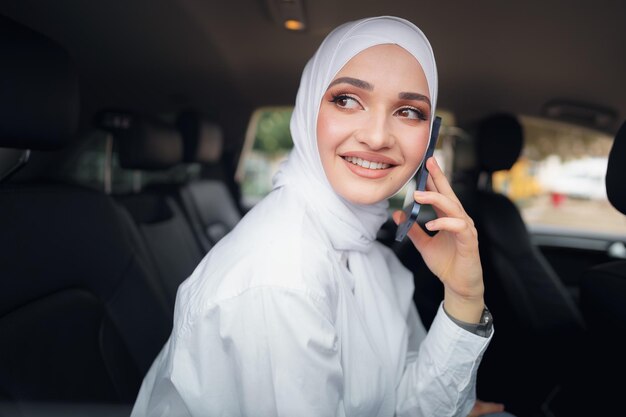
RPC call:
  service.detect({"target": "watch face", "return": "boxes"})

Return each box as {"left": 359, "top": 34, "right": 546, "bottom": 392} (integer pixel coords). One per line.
{"left": 478, "top": 308, "right": 493, "bottom": 337}
{"left": 481, "top": 308, "right": 492, "bottom": 325}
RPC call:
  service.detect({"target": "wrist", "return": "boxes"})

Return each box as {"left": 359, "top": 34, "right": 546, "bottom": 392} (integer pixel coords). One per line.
{"left": 444, "top": 304, "right": 493, "bottom": 338}
{"left": 443, "top": 290, "right": 485, "bottom": 323}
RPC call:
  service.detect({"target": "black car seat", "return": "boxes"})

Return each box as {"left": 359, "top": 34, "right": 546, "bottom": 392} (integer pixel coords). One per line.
{"left": 177, "top": 111, "right": 242, "bottom": 251}
{"left": 0, "top": 16, "right": 171, "bottom": 405}
{"left": 578, "top": 120, "right": 626, "bottom": 415}
{"left": 454, "top": 113, "right": 587, "bottom": 416}
{"left": 109, "top": 115, "right": 206, "bottom": 309}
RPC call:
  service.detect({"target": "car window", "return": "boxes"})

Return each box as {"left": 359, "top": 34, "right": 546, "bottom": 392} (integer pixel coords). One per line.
{"left": 237, "top": 107, "right": 456, "bottom": 212}
{"left": 62, "top": 130, "right": 200, "bottom": 194}
{"left": 236, "top": 107, "right": 293, "bottom": 208}
{"left": 493, "top": 116, "right": 626, "bottom": 236}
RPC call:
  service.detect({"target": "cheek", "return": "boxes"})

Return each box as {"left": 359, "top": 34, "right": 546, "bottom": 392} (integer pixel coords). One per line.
{"left": 317, "top": 106, "right": 350, "bottom": 156}
{"left": 316, "top": 111, "right": 331, "bottom": 153}
{"left": 399, "top": 128, "right": 430, "bottom": 171}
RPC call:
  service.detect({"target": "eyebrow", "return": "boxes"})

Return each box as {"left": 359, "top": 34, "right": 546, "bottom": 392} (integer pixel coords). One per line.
{"left": 399, "top": 92, "right": 431, "bottom": 109}
{"left": 327, "top": 77, "right": 431, "bottom": 109}
{"left": 326, "top": 77, "right": 373, "bottom": 91}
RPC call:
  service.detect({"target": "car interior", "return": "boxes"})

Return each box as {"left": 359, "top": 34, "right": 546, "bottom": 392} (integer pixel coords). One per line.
{"left": 1, "top": 1, "right": 625, "bottom": 417}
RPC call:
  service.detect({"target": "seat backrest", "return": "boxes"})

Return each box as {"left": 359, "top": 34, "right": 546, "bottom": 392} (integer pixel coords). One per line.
{"left": 0, "top": 16, "right": 171, "bottom": 404}
{"left": 578, "top": 121, "right": 626, "bottom": 413}
{"left": 177, "top": 111, "right": 241, "bottom": 252}
{"left": 454, "top": 113, "right": 586, "bottom": 414}
{"left": 581, "top": 122, "right": 626, "bottom": 315}
{"left": 459, "top": 113, "right": 585, "bottom": 332}
{"left": 111, "top": 116, "right": 205, "bottom": 308}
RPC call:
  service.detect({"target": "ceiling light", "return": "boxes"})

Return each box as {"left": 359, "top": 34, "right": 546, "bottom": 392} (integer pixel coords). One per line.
{"left": 284, "top": 19, "right": 305, "bottom": 31}
{"left": 266, "top": 0, "right": 307, "bottom": 31}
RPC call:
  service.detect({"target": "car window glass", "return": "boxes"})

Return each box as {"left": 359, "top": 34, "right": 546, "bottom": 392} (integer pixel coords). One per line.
{"left": 236, "top": 107, "right": 293, "bottom": 208}
{"left": 62, "top": 130, "right": 200, "bottom": 193}
{"left": 493, "top": 116, "right": 626, "bottom": 236}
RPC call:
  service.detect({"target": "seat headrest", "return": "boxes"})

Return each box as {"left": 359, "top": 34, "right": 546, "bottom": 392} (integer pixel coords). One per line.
{"left": 475, "top": 113, "right": 524, "bottom": 173}
{"left": 177, "top": 111, "right": 224, "bottom": 164}
{"left": 101, "top": 111, "right": 183, "bottom": 170}
{"left": 0, "top": 16, "right": 79, "bottom": 150}
{"left": 606, "top": 120, "right": 626, "bottom": 215}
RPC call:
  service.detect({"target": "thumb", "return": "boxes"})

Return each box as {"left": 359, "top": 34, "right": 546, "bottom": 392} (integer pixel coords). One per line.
{"left": 392, "top": 210, "right": 430, "bottom": 250}
{"left": 392, "top": 209, "right": 405, "bottom": 226}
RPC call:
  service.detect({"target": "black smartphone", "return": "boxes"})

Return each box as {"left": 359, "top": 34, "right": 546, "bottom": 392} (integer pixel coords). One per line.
{"left": 395, "top": 116, "right": 442, "bottom": 242}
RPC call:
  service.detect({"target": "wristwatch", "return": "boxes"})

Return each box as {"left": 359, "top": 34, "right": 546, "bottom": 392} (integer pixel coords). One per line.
{"left": 444, "top": 305, "right": 493, "bottom": 338}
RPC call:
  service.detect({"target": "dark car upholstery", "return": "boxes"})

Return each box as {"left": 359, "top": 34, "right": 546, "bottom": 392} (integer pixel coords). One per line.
{"left": 177, "top": 111, "right": 242, "bottom": 252}
{"left": 579, "top": 120, "right": 626, "bottom": 414}
{"left": 453, "top": 113, "right": 587, "bottom": 415}
{"left": 111, "top": 116, "right": 205, "bottom": 310}
{"left": 0, "top": 16, "right": 171, "bottom": 405}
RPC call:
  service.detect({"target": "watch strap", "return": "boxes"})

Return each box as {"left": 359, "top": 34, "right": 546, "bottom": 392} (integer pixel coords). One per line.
{"left": 444, "top": 305, "right": 493, "bottom": 338}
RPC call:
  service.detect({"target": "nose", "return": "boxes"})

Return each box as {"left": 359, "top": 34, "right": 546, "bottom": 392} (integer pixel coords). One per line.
{"left": 356, "top": 110, "right": 394, "bottom": 150}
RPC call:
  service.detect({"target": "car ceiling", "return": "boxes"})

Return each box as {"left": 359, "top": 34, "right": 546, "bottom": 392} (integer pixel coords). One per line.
{"left": 1, "top": 0, "right": 625, "bottom": 137}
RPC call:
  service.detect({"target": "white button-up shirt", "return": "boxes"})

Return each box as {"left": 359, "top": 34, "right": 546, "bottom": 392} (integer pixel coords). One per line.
{"left": 131, "top": 190, "right": 492, "bottom": 417}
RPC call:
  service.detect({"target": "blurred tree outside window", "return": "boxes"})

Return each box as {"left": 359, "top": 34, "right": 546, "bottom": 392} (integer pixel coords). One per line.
{"left": 237, "top": 107, "right": 294, "bottom": 208}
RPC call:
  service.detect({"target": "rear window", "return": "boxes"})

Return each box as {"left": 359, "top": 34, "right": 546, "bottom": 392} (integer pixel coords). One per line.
{"left": 492, "top": 116, "right": 625, "bottom": 236}
{"left": 63, "top": 130, "right": 200, "bottom": 194}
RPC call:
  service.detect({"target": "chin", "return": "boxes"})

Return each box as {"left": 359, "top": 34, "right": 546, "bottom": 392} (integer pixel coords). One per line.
{"left": 338, "top": 188, "right": 393, "bottom": 206}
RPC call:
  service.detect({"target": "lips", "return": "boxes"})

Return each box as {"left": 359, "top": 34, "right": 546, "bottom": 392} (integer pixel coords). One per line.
{"left": 339, "top": 152, "right": 397, "bottom": 179}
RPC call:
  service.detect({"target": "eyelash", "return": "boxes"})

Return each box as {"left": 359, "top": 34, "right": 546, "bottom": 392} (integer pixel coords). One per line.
{"left": 330, "top": 93, "right": 360, "bottom": 109}
{"left": 329, "top": 93, "right": 428, "bottom": 121}
{"left": 397, "top": 106, "right": 428, "bottom": 121}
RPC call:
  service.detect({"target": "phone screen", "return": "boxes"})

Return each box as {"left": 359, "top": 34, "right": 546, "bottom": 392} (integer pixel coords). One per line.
{"left": 395, "top": 116, "right": 442, "bottom": 242}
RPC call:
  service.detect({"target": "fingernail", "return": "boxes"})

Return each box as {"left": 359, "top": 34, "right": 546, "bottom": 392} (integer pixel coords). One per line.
{"left": 425, "top": 221, "right": 434, "bottom": 230}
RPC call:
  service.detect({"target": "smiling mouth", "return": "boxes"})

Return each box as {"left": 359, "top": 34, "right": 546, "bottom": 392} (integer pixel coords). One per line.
{"left": 342, "top": 156, "right": 392, "bottom": 170}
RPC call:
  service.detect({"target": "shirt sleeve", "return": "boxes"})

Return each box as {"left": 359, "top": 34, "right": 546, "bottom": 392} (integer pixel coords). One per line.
{"left": 395, "top": 302, "right": 493, "bottom": 417}
{"left": 165, "top": 286, "right": 344, "bottom": 417}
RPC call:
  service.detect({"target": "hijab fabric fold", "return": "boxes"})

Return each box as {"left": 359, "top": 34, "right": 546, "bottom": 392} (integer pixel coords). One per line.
{"left": 272, "top": 16, "right": 438, "bottom": 382}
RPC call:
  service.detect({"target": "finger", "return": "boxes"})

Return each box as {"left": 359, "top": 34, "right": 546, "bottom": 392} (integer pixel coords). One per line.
{"left": 425, "top": 169, "right": 440, "bottom": 193}
{"left": 392, "top": 210, "right": 431, "bottom": 250}
{"left": 414, "top": 190, "right": 464, "bottom": 219}
{"left": 426, "top": 157, "right": 462, "bottom": 205}
{"left": 423, "top": 158, "right": 475, "bottom": 227}
{"left": 468, "top": 400, "right": 505, "bottom": 417}
{"left": 392, "top": 209, "right": 405, "bottom": 226}
{"left": 425, "top": 217, "right": 478, "bottom": 245}
{"left": 476, "top": 401, "right": 505, "bottom": 415}
{"left": 416, "top": 189, "right": 475, "bottom": 228}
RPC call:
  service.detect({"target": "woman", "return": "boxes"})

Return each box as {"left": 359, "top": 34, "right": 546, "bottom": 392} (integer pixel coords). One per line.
{"left": 131, "top": 16, "right": 503, "bottom": 417}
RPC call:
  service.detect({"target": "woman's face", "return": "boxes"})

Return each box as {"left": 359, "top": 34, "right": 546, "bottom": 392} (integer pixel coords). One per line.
{"left": 317, "top": 44, "right": 431, "bottom": 205}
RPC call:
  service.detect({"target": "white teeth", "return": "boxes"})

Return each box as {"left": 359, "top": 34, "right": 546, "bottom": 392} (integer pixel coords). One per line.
{"left": 343, "top": 156, "right": 390, "bottom": 170}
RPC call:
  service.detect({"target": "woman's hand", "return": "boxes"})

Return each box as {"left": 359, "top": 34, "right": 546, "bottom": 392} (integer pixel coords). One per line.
{"left": 467, "top": 399, "right": 506, "bottom": 417}
{"left": 392, "top": 157, "right": 484, "bottom": 323}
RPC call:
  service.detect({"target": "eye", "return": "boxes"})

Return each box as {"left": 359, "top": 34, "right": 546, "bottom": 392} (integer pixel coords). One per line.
{"left": 330, "top": 94, "right": 362, "bottom": 110}
{"left": 395, "top": 107, "right": 428, "bottom": 121}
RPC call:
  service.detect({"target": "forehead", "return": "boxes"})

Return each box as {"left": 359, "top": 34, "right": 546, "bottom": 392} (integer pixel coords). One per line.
{"left": 341, "top": 43, "right": 416, "bottom": 63}
{"left": 331, "top": 44, "right": 428, "bottom": 91}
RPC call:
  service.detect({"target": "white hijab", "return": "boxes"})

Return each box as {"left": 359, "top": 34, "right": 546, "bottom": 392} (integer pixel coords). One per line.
{"left": 274, "top": 16, "right": 438, "bottom": 253}
{"left": 272, "top": 16, "right": 439, "bottom": 384}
